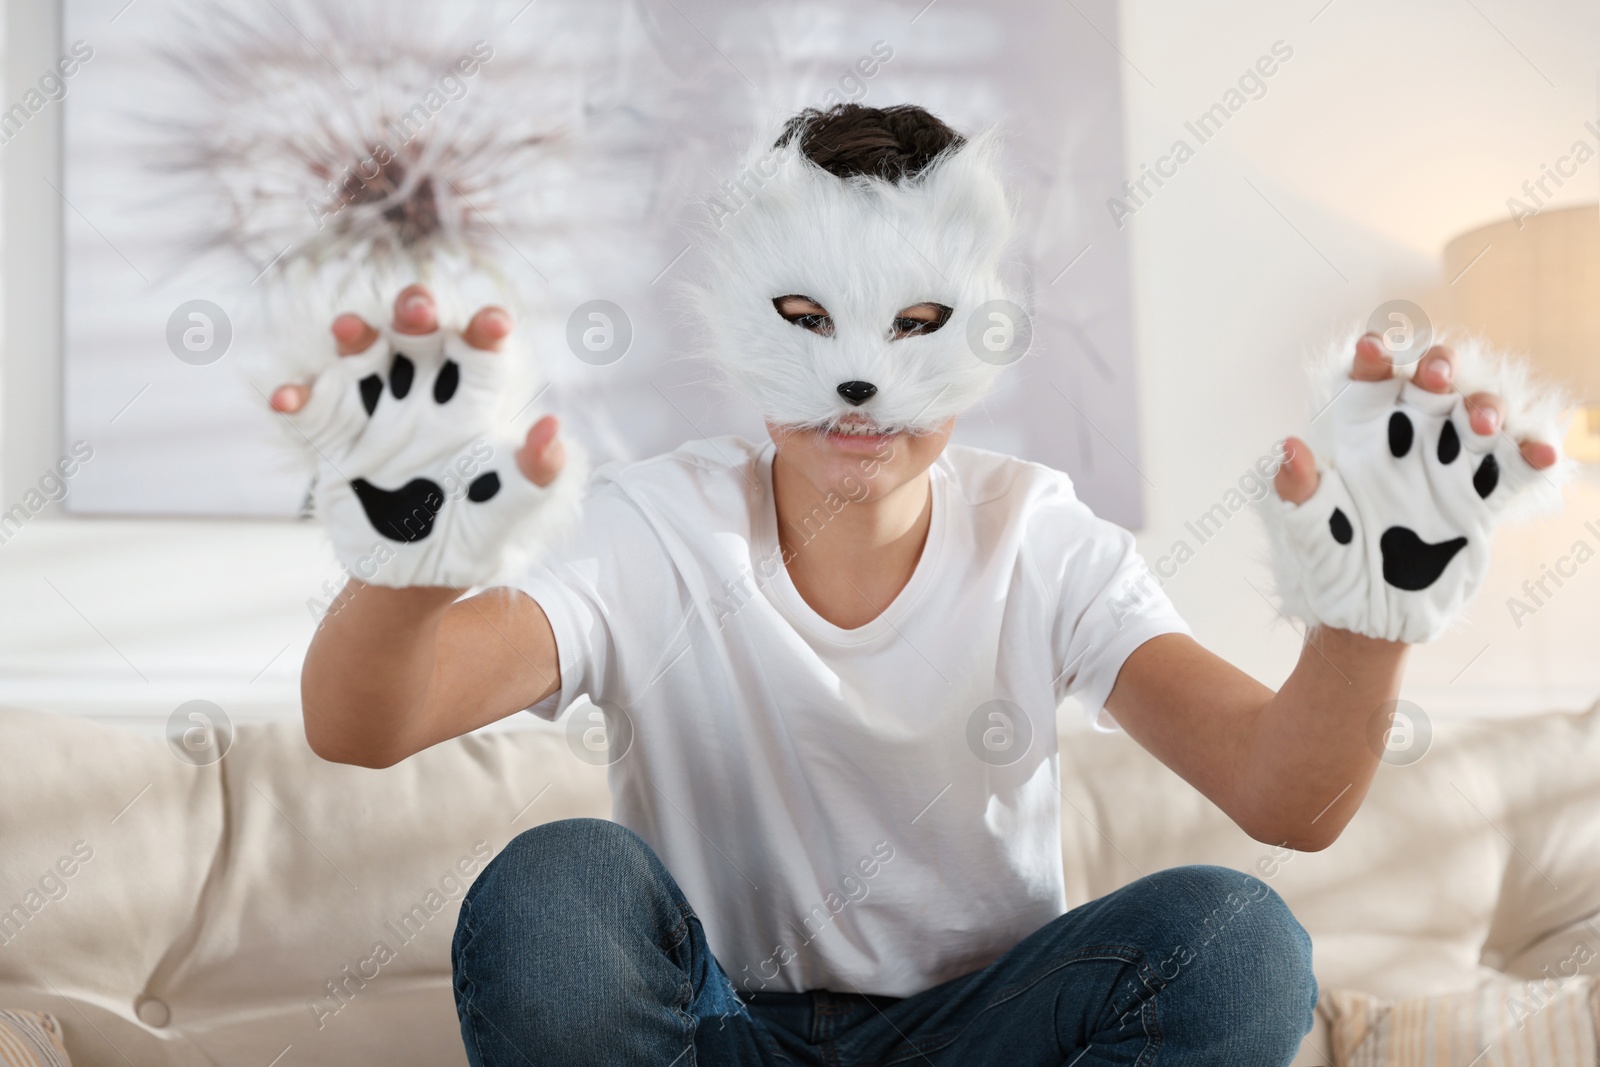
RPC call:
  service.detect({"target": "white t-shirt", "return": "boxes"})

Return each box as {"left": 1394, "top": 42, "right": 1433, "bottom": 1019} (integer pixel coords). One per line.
{"left": 517, "top": 436, "right": 1188, "bottom": 997}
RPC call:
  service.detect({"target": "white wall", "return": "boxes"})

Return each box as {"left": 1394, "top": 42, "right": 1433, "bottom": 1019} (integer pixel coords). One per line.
{"left": 3, "top": 0, "right": 1598, "bottom": 730}
{"left": 1, "top": 2, "right": 333, "bottom": 727}
{"left": 1118, "top": 0, "right": 1600, "bottom": 714}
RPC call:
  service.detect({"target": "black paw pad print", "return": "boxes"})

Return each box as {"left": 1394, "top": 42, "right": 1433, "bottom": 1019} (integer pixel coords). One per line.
{"left": 1327, "top": 408, "right": 1505, "bottom": 592}
{"left": 351, "top": 350, "right": 500, "bottom": 543}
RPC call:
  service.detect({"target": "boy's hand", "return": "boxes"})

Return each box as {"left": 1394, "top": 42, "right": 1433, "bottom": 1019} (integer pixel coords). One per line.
{"left": 1111, "top": 336, "right": 1565, "bottom": 847}
{"left": 1272, "top": 335, "right": 1558, "bottom": 503}
{"left": 269, "top": 284, "right": 582, "bottom": 589}
{"left": 1264, "top": 334, "right": 1562, "bottom": 644}
{"left": 272, "top": 285, "right": 569, "bottom": 487}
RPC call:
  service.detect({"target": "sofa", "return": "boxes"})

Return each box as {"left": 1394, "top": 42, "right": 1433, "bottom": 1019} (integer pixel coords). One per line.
{"left": 2, "top": 699, "right": 1598, "bottom": 1066}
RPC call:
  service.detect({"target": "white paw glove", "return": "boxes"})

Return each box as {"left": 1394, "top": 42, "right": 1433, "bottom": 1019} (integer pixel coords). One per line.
{"left": 1261, "top": 341, "right": 1566, "bottom": 644}
{"left": 287, "top": 325, "right": 583, "bottom": 589}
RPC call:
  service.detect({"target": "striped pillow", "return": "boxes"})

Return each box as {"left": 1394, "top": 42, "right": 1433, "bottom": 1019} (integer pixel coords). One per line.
{"left": 1324, "top": 980, "right": 1600, "bottom": 1066}
{"left": 0, "top": 1012, "right": 70, "bottom": 1067}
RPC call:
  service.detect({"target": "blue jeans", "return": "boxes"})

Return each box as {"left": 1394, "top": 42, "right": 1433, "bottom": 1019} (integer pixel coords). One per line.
{"left": 452, "top": 819, "right": 1316, "bottom": 1066}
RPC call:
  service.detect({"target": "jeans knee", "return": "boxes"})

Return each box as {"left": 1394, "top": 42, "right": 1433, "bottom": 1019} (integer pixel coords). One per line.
{"left": 461, "top": 819, "right": 665, "bottom": 933}
{"left": 1130, "top": 865, "right": 1317, "bottom": 1055}
{"left": 455, "top": 818, "right": 686, "bottom": 968}
{"left": 479, "top": 818, "right": 649, "bottom": 888}
{"left": 1150, "top": 865, "right": 1311, "bottom": 975}
{"left": 452, "top": 820, "right": 700, "bottom": 1064}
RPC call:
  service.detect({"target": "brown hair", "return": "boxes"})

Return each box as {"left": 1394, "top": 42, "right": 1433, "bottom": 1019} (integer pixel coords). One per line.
{"left": 775, "top": 103, "right": 964, "bottom": 182}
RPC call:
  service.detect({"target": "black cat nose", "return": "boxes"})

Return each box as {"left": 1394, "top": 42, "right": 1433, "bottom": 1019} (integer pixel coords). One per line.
{"left": 836, "top": 381, "right": 877, "bottom": 405}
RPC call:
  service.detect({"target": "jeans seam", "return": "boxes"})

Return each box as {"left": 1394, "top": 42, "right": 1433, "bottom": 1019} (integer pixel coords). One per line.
{"left": 876, "top": 944, "right": 1153, "bottom": 1066}
{"left": 454, "top": 897, "right": 489, "bottom": 1067}
{"left": 1134, "top": 990, "right": 1163, "bottom": 1067}
{"left": 660, "top": 900, "right": 695, "bottom": 954}
{"left": 813, "top": 997, "right": 843, "bottom": 1045}
{"left": 671, "top": 1005, "right": 698, "bottom": 1067}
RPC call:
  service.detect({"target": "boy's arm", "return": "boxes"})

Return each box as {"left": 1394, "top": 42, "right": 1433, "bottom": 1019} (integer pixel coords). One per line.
{"left": 1103, "top": 629, "right": 1403, "bottom": 852}
{"left": 1104, "top": 340, "right": 1560, "bottom": 850}
{"left": 301, "top": 583, "right": 559, "bottom": 768}
{"left": 277, "top": 286, "right": 570, "bottom": 768}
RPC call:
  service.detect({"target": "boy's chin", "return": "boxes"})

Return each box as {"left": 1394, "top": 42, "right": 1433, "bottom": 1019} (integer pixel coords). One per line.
{"left": 768, "top": 421, "right": 901, "bottom": 459}
{"left": 813, "top": 425, "right": 900, "bottom": 455}
{"left": 767, "top": 418, "right": 952, "bottom": 501}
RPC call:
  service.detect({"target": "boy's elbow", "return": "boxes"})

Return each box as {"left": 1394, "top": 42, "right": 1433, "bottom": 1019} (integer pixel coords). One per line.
{"left": 1241, "top": 815, "right": 1347, "bottom": 854}
{"left": 1277, "top": 829, "right": 1340, "bottom": 853}
{"left": 304, "top": 723, "right": 402, "bottom": 769}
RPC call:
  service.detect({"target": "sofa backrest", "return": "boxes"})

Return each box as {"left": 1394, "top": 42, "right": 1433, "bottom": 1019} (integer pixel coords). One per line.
{"left": 2, "top": 701, "right": 1597, "bottom": 1065}
{"left": 1055, "top": 703, "right": 1600, "bottom": 997}
{"left": 0, "top": 708, "right": 609, "bottom": 1066}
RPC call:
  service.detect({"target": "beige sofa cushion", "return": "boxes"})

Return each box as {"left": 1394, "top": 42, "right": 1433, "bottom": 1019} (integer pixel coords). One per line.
{"left": 1055, "top": 704, "right": 1600, "bottom": 1001}
{"left": 1323, "top": 980, "right": 1600, "bottom": 1065}
{"left": 0, "top": 708, "right": 610, "bottom": 1067}
{"left": 145, "top": 720, "right": 609, "bottom": 1066}
{"left": 1479, "top": 709, "right": 1600, "bottom": 974}
{"left": 0, "top": 708, "right": 221, "bottom": 1065}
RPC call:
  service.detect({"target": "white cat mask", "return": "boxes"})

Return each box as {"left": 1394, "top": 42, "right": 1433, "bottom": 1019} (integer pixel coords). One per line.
{"left": 688, "top": 125, "right": 1020, "bottom": 434}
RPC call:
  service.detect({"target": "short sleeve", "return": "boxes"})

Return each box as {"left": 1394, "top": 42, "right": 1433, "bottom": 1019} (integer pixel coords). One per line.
{"left": 1038, "top": 498, "right": 1190, "bottom": 731}
{"left": 511, "top": 488, "right": 688, "bottom": 721}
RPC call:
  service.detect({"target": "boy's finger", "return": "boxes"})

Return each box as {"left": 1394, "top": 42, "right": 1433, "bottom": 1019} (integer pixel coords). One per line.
{"left": 1462, "top": 391, "right": 1504, "bottom": 436}
{"left": 1351, "top": 333, "right": 1392, "bottom": 381}
{"left": 1274, "top": 436, "right": 1320, "bottom": 505}
{"left": 333, "top": 314, "right": 378, "bottom": 356}
{"left": 1520, "top": 440, "right": 1558, "bottom": 471}
{"left": 392, "top": 285, "right": 437, "bottom": 335}
{"left": 517, "top": 415, "right": 565, "bottom": 488}
{"left": 271, "top": 384, "right": 310, "bottom": 413}
{"left": 462, "top": 306, "right": 512, "bottom": 352}
{"left": 1412, "top": 345, "right": 1457, "bottom": 393}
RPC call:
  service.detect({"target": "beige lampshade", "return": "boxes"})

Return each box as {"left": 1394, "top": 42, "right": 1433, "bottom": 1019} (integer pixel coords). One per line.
{"left": 1443, "top": 203, "right": 1600, "bottom": 460}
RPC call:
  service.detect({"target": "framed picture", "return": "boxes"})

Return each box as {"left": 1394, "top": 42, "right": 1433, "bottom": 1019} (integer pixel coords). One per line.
{"left": 60, "top": 0, "right": 1146, "bottom": 527}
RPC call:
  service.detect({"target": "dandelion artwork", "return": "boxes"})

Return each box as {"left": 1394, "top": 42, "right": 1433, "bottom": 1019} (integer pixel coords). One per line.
{"left": 63, "top": 0, "right": 658, "bottom": 516}
{"left": 144, "top": 2, "right": 576, "bottom": 308}
{"left": 60, "top": 0, "right": 1145, "bottom": 527}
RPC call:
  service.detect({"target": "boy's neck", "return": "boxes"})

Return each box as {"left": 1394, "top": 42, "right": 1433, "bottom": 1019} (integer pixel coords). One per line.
{"left": 771, "top": 452, "right": 934, "bottom": 629}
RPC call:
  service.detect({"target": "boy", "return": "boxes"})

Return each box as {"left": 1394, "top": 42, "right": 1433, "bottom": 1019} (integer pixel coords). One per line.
{"left": 270, "top": 104, "right": 1561, "bottom": 1065}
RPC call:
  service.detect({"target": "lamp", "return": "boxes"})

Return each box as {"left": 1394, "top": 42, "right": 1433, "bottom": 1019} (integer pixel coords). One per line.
{"left": 1442, "top": 203, "right": 1600, "bottom": 463}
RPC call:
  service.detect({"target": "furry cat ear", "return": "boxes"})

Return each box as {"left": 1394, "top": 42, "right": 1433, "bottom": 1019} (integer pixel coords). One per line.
{"left": 906, "top": 126, "right": 1017, "bottom": 267}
